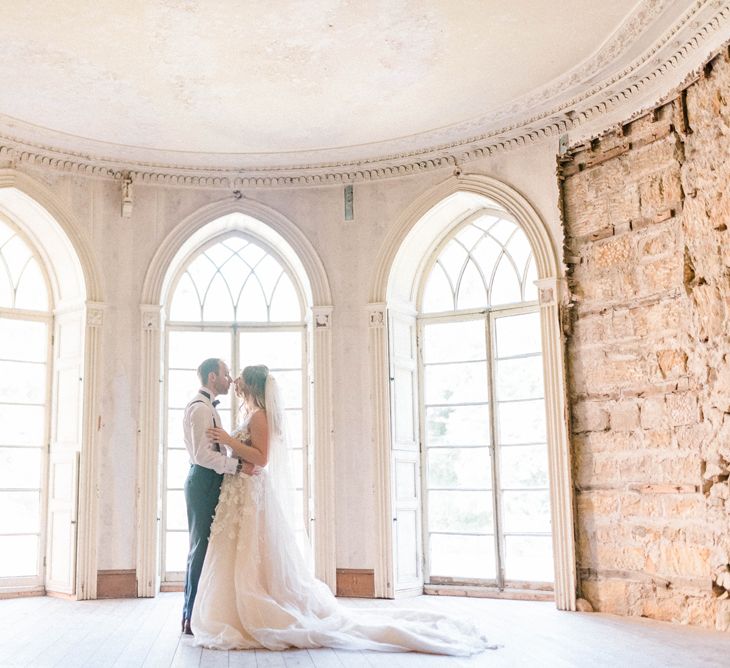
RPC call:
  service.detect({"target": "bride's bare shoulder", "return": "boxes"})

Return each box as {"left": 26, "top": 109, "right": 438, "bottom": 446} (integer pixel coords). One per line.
{"left": 249, "top": 409, "right": 268, "bottom": 429}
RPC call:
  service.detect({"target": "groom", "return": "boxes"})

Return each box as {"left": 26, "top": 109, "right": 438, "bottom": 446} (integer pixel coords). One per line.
{"left": 181, "top": 357, "right": 248, "bottom": 635}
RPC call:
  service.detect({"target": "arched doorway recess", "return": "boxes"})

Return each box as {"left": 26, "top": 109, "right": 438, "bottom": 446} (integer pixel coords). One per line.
{"left": 137, "top": 201, "right": 335, "bottom": 596}
{"left": 0, "top": 172, "right": 104, "bottom": 600}
{"left": 369, "top": 174, "right": 575, "bottom": 610}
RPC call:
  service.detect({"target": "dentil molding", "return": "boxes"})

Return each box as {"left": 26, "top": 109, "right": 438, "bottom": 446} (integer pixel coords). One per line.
{"left": 0, "top": 1, "right": 727, "bottom": 187}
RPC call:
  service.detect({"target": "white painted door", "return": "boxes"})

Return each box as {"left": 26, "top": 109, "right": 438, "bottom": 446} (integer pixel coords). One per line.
{"left": 45, "top": 310, "right": 84, "bottom": 595}
{"left": 45, "top": 450, "right": 79, "bottom": 593}
{"left": 389, "top": 310, "right": 423, "bottom": 595}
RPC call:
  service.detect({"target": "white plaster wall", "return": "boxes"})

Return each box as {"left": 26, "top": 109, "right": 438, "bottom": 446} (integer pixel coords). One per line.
{"left": 3, "top": 135, "right": 562, "bottom": 573}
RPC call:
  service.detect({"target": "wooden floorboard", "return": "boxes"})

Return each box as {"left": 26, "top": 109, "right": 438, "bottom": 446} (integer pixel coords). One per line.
{"left": 0, "top": 592, "right": 728, "bottom": 667}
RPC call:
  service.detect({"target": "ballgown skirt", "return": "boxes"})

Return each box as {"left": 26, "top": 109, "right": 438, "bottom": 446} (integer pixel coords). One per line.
{"left": 191, "top": 471, "right": 493, "bottom": 655}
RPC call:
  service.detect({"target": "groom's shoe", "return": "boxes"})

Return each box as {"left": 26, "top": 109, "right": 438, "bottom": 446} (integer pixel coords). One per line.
{"left": 183, "top": 619, "right": 194, "bottom": 636}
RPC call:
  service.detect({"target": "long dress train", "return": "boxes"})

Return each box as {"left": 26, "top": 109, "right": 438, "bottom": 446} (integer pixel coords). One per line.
{"left": 191, "top": 467, "right": 493, "bottom": 655}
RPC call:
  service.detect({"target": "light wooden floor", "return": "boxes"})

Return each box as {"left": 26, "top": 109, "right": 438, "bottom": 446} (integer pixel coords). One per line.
{"left": 1, "top": 592, "right": 729, "bottom": 667}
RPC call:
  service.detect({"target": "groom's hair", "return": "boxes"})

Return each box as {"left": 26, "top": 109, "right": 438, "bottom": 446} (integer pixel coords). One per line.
{"left": 197, "top": 357, "right": 222, "bottom": 385}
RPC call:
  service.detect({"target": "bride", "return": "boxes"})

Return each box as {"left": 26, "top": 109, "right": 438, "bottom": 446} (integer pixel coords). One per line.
{"left": 191, "top": 364, "right": 493, "bottom": 655}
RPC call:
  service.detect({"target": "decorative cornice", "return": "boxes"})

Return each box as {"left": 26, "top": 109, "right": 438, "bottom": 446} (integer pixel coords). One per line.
{"left": 0, "top": 1, "right": 727, "bottom": 187}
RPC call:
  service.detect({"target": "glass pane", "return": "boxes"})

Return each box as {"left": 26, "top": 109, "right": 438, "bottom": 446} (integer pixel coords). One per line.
{"left": 238, "top": 331, "right": 302, "bottom": 370}
{"left": 501, "top": 490, "right": 551, "bottom": 533}
{"left": 285, "top": 409, "right": 303, "bottom": 447}
{"left": 239, "top": 241, "right": 267, "bottom": 266}
{"left": 423, "top": 320, "right": 485, "bottom": 363}
{"left": 185, "top": 253, "right": 218, "bottom": 294}
{"left": 0, "top": 265, "right": 12, "bottom": 308}
{"left": 269, "top": 274, "right": 302, "bottom": 322}
{"left": 496, "top": 355, "right": 544, "bottom": 401}
{"left": 424, "top": 362, "right": 488, "bottom": 405}
{"left": 165, "top": 531, "right": 189, "bottom": 573}
{"left": 254, "top": 255, "right": 284, "bottom": 302}
{"left": 203, "top": 242, "right": 236, "bottom": 268}
{"left": 0, "top": 405, "right": 44, "bottom": 445}
{"left": 166, "top": 449, "right": 191, "bottom": 490}
{"left": 272, "top": 370, "right": 301, "bottom": 409}
{"left": 429, "top": 534, "right": 495, "bottom": 579}
{"left": 166, "top": 490, "right": 188, "bottom": 531}
{"left": 506, "top": 230, "right": 533, "bottom": 278}
{"left": 490, "top": 256, "right": 522, "bottom": 306}
{"left": 0, "top": 447, "right": 42, "bottom": 489}
{"left": 0, "top": 491, "right": 40, "bottom": 532}
{"left": 455, "top": 224, "right": 484, "bottom": 250}
{"left": 421, "top": 263, "right": 454, "bottom": 313}
{"left": 495, "top": 312, "right": 541, "bottom": 358}
{"left": 427, "top": 447, "right": 491, "bottom": 489}
{"left": 488, "top": 219, "right": 517, "bottom": 245}
{"left": 219, "top": 255, "right": 249, "bottom": 307}
{"left": 0, "top": 318, "right": 47, "bottom": 362}
{"left": 498, "top": 399, "right": 546, "bottom": 444}
{"left": 0, "top": 535, "right": 38, "bottom": 577}
{"left": 2, "top": 235, "right": 32, "bottom": 286}
{"left": 500, "top": 445, "right": 549, "bottom": 489}
{"left": 167, "top": 369, "right": 201, "bottom": 409}
{"left": 428, "top": 490, "right": 493, "bottom": 533}
{"left": 0, "top": 360, "right": 46, "bottom": 404}
{"left": 425, "top": 405, "right": 490, "bottom": 446}
{"left": 167, "top": 409, "right": 185, "bottom": 448}
{"left": 504, "top": 535, "right": 554, "bottom": 583}
{"left": 202, "top": 272, "right": 235, "bottom": 322}
{"left": 438, "top": 240, "right": 469, "bottom": 287}
{"left": 471, "top": 236, "right": 502, "bottom": 284}
{"left": 169, "top": 272, "right": 202, "bottom": 322}
{"left": 168, "top": 331, "right": 230, "bottom": 369}
{"left": 237, "top": 276, "right": 269, "bottom": 321}
{"left": 14, "top": 258, "right": 48, "bottom": 311}
{"left": 456, "top": 259, "right": 488, "bottom": 310}
{"left": 289, "top": 448, "right": 304, "bottom": 489}
{"left": 222, "top": 236, "right": 247, "bottom": 252}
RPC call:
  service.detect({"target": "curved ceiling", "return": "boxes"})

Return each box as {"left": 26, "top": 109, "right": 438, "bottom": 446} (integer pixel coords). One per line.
{"left": 0, "top": 0, "right": 725, "bottom": 174}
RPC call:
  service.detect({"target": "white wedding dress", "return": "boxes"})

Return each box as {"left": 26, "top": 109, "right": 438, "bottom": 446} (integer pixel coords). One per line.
{"left": 192, "top": 419, "right": 493, "bottom": 656}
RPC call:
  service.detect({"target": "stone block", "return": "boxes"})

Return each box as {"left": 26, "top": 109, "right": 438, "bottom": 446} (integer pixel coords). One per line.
{"left": 609, "top": 401, "right": 640, "bottom": 431}
{"left": 666, "top": 392, "right": 700, "bottom": 427}
{"left": 640, "top": 396, "right": 667, "bottom": 430}
{"left": 572, "top": 401, "right": 609, "bottom": 433}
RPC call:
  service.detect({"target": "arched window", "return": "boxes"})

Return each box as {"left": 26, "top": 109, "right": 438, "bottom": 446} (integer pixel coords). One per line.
{"left": 417, "top": 210, "right": 553, "bottom": 591}
{"left": 0, "top": 218, "right": 51, "bottom": 588}
{"left": 162, "top": 232, "right": 308, "bottom": 583}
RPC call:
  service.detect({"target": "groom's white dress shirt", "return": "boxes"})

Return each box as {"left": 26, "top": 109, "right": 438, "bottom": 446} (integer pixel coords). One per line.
{"left": 183, "top": 387, "right": 239, "bottom": 475}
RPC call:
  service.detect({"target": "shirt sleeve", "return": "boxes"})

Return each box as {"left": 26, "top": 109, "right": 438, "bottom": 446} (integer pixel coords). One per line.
{"left": 187, "top": 404, "right": 239, "bottom": 475}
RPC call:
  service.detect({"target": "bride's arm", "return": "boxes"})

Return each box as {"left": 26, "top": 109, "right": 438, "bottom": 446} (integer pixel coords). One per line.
{"left": 207, "top": 412, "right": 269, "bottom": 467}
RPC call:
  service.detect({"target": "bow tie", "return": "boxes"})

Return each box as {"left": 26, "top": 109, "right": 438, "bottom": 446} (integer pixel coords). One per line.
{"left": 212, "top": 399, "right": 220, "bottom": 407}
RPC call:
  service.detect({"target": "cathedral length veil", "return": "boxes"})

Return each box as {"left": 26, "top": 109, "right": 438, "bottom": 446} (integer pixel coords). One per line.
{"left": 192, "top": 374, "right": 494, "bottom": 655}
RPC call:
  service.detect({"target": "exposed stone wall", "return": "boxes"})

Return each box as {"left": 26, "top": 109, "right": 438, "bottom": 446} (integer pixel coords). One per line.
{"left": 560, "top": 48, "right": 730, "bottom": 630}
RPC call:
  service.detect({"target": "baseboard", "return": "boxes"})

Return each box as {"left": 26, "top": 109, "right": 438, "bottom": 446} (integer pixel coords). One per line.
{"left": 0, "top": 587, "right": 45, "bottom": 600}
{"left": 424, "top": 584, "right": 554, "bottom": 601}
{"left": 97, "top": 569, "right": 137, "bottom": 599}
{"left": 336, "top": 569, "right": 375, "bottom": 598}
{"left": 160, "top": 582, "right": 184, "bottom": 593}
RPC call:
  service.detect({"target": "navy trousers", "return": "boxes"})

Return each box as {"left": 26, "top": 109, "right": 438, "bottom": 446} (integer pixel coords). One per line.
{"left": 182, "top": 464, "right": 223, "bottom": 622}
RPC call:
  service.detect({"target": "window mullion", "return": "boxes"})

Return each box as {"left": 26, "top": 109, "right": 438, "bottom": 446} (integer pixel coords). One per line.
{"left": 485, "top": 312, "right": 504, "bottom": 590}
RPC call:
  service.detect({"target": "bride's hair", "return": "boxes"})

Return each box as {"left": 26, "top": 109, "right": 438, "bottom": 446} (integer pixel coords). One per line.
{"left": 241, "top": 364, "right": 269, "bottom": 410}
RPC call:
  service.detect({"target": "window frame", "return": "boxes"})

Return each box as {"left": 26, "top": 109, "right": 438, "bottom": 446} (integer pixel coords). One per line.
{"left": 417, "top": 211, "right": 553, "bottom": 592}
{"left": 0, "top": 217, "right": 53, "bottom": 593}
{"left": 159, "top": 231, "right": 310, "bottom": 585}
